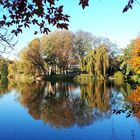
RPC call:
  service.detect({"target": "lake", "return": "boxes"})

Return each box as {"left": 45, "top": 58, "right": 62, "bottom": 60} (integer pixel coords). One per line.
{"left": 0, "top": 80, "right": 140, "bottom": 140}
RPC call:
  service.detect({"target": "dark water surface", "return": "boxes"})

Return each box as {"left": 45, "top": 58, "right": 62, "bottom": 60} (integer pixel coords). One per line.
{"left": 0, "top": 80, "right": 140, "bottom": 140}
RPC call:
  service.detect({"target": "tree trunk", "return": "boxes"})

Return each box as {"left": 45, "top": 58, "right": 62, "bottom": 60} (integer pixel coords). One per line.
{"left": 39, "top": 64, "right": 47, "bottom": 76}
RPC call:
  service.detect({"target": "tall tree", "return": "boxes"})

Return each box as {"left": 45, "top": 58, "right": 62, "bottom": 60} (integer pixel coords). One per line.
{"left": 80, "top": 45, "right": 109, "bottom": 78}
{"left": 80, "top": 50, "right": 95, "bottom": 74}
{"left": 129, "top": 37, "right": 140, "bottom": 75}
{"left": 92, "top": 37, "right": 120, "bottom": 74}
{"left": 95, "top": 45, "right": 109, "bottom": 78}
{"left": 73, "top": 30, "right": 94, "bottom": 59}
{"left": 20, "top": 38, "right": 46, "bottom": 76}
{"left": 119, "top": 41, "right": 134, "bottom": 77}
{"left": 42, "top": 30, "right": 74, "bottom": 74}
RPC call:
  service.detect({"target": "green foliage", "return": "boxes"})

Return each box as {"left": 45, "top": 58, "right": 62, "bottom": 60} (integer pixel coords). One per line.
{"left": 80, "top": 45, "right": 109, "bottom": 79}
{"left": 113, "top": 71, "right": 124, "bottom": 79}
{"left": 0, "top": 58, "right": 8, "bottom": 82}
{"left": 119, "top": 43, "right": 134, "bottom": 78}
{"left": 80, "top": 51, "right": 95, "bottom": 74}
{"left": 120, "top": 83, "right": 133, "bottom": 97}
{"left": 74, "top": 74, "right": 94, "bottom": 83}
{"left": 0, "top": 64, "right": 8, "bottom": 80}
{"left": 132, "top": 75, "right": 140, "bottom": 83}
{"left": 113, "top": 71, "right": 124, "bottom": 86}
{"left": 0, "top": 79, "right": 9, "bottom": 95}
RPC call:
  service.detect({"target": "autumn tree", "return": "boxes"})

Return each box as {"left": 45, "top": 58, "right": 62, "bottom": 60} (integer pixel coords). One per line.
{"left": 20, "top": 38, "right": 46, "bottom": 76}
{"left": 42, "top": 30, "right": 74, "bottom": 74}
{"left": 8, "top": 60, "right": 21, "bottom": 79}
{"left": 129, "top": 37, "right": 140, "bottom": 75}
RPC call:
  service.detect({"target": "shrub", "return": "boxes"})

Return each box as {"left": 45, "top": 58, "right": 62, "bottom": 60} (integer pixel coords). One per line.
{"left": 113, "top": 71, "right": 124, "bottom": 79}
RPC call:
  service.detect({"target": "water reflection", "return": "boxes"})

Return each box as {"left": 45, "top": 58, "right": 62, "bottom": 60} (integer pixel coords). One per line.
{"left": 127, "top": 86, "right": 140, "bottom": 119}
{"left": 80, "top": 80, "right": 111, "bottom": 112}
{"left": 0, "top": 79, "right": 9, "bottom": 96}
{"left": 0, "top": 80, "right": 139, "bottom": 128}
{"left": 15, "top": 82, "right": 94, "bottom": 128}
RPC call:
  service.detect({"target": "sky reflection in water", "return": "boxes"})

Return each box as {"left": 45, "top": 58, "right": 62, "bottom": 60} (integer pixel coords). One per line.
{"left": 0, "top": 80, "right": 140, "bottom": 140}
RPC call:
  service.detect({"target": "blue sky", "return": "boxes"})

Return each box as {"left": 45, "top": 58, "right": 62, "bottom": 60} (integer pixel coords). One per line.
{"left": 10, "top": 0, "right": 140, "bottom": 59}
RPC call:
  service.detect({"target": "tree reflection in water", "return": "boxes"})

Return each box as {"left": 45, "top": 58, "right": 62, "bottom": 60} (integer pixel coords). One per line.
{"left": 127, "top": 86, "right": 140, "bottom": 119}
{"left": 0, "top": 79, "right": 9, "bottom": 96}
{"left": 2, "top": 80, "right": 140, "bottom": 128}
{"left": 16, "top": 81, "right": 94, "bottom": 128}
{"left": 14, "top": 81, "right": 112, "bottom": 127}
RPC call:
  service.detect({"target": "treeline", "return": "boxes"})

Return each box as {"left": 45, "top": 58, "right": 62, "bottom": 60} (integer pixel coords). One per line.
{"left": 80, "top": 36, "right": 140, "bottom": 83}
{"left": 0, "top": 30, "right": 140, "bottom": 83}
{"left": 0, "top": 57, "right": 9, "bottom": 83}
{"left": 8, "top": 30, "right": 119, "bottom": 81}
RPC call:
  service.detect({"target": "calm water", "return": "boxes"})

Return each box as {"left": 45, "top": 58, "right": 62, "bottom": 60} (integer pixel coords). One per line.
{"left": 0, "top": 80, "right": 140, "bottom": 140}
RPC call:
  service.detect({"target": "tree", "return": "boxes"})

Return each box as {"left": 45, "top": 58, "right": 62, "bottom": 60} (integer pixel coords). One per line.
{"left": 89, "top": 37, "right": 120, "bottom": 75}
{"left": 80, "top": 50, "right": 95, "bottom": 74}
{"left": 0, "top": 57, "right": 8, "bottom": 81}
{"left": 20, "top": 38, "right": 47, "bottom": 76}
{"left": 119, "top": 42, "right": 134, "bottom": 78}
{"left": 80, "top": 45, "right": 109, "bottom": 78}
{"left": 42, "top": 30, "right": 74, "bottom": 74}
{"left": 8, "top": 60, "right": 22, "bottom": 79}
{"left": 129, "top": 37, "right": 140, "bottom": 75}
{"left": 73, "top": 30, "right": 94, "bottom": 59}
{"left": 95, "top": 46, "right": 109, "bottom": 78}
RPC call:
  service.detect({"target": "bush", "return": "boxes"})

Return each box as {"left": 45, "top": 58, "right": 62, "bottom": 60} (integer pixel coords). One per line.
{"left": 133, "top": 75, "right": 140, "bottom": 83}
{"left": 74, "top": 74, "right": 94, "bottom": 83}
{"left": 113, "top": 71, "right": 124, "bottom": 79}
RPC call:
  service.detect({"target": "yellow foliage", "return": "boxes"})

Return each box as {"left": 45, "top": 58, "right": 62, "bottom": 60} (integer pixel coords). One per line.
{"left": 129, "top": 37, "right": 140, "bottom": 74}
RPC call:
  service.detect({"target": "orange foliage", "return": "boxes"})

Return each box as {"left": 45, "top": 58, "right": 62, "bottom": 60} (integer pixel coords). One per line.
{"left": 127, "top": 86, "right": 140, "bottom": 119}
{"left": 129, "top": 37, "right": 140, "bottom": 74}
{"left": 128, "top": 86, "right": 140, "bottom": 103}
